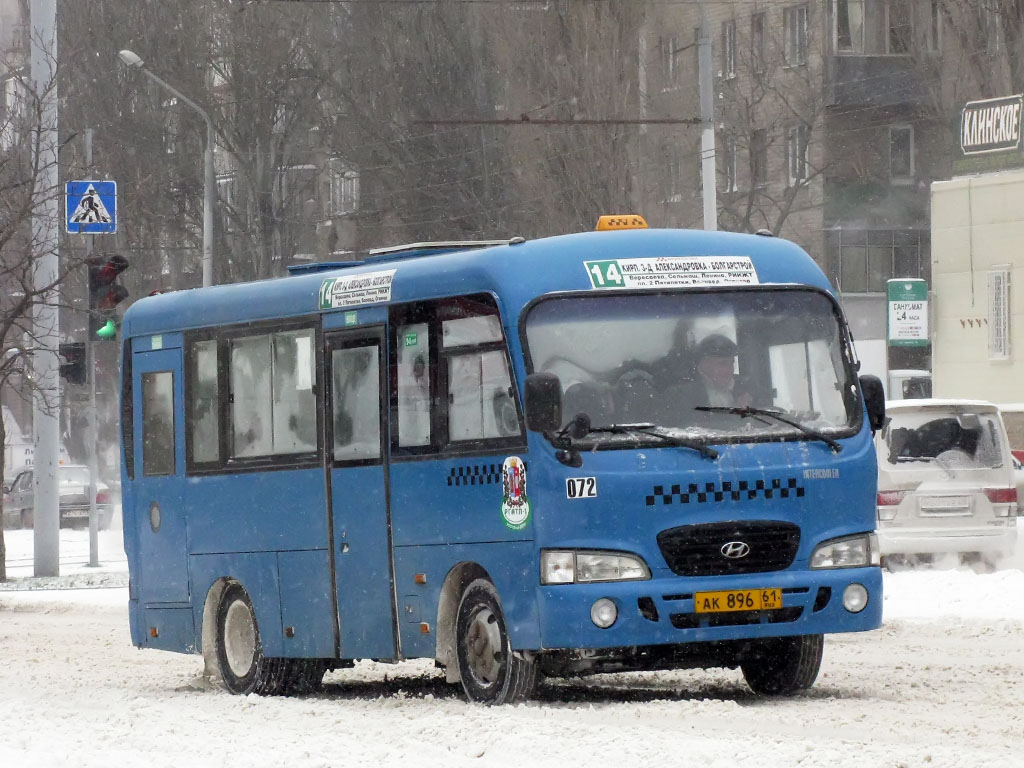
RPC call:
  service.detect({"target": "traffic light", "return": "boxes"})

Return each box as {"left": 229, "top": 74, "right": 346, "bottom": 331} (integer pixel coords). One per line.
{"left": 88, "top": 254, "right": 129, "bottom": 340}
{"left": 58, "top": 342, "right": 86, "bottom": 385}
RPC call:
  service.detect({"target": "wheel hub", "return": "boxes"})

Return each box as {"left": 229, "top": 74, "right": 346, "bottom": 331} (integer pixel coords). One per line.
{"left": 224, "top": 600, "right": 256, "bottom": 678}
{"left": 465, "top": 606, "right": 502, "bottom": 687}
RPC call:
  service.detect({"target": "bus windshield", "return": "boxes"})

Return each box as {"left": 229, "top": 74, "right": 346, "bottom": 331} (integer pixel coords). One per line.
{"left": 524, "top": 288, "right": 859, "bottom": 444}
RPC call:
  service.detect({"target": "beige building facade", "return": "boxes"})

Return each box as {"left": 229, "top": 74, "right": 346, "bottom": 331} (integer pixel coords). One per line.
{"left": 931, "top": 168, "right": 1024, "bottom": 402}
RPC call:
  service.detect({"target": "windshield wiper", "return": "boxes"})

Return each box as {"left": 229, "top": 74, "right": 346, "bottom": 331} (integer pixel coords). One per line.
{"left": 558, "top": 415, "right": 718, "bottom": 459}
{"left": 695, "top": 406, "right": 843, "bottom": 453}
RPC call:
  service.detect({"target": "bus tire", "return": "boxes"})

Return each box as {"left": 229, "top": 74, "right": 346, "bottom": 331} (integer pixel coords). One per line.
{"left": 215, "top": 583, "right": 281, "bottom": 696}
{"left": 455, "top": 578, "right": 537, "bottom": 705}
{"left": 283, "top": 659, "right": 328, "bottom": 695}
{"left": 740, "top": 634, "right": 823, "bottom": 696}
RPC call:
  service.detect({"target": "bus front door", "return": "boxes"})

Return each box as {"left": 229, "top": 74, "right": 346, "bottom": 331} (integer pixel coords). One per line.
{"left": 325, "top": 329, "right": 397, "bottom": 660}
{"left": 132, "top": 347, "right": 188, "bottom": 605}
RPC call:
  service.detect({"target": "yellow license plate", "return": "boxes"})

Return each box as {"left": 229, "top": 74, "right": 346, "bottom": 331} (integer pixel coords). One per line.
{"left": 694, "top": 588, "right": 782, "bottom": 613}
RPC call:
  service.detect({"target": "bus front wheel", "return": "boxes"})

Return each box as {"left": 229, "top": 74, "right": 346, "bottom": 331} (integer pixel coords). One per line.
{"left": 454, "top": 579, "right": 537, "bottom": 705}
{"left": 740, "top": 634, "right": 823, "bottom": 696}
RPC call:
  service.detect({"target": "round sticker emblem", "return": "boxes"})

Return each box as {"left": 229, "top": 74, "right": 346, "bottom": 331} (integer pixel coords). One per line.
{"left": 501, "top": 456, "right": 531, "bottom": 530}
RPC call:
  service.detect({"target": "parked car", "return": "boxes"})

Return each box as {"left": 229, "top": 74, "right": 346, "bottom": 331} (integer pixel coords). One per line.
{"left": 2, "top": 464, "right": 114, "bottom": 530}
{"left": 875, "top": 399, "right": 1018, "bottom": 568}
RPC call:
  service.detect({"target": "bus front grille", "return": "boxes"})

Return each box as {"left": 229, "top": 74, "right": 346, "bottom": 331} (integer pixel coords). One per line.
{"left": 656, "top": 520, "right": 801, "bottom": 576}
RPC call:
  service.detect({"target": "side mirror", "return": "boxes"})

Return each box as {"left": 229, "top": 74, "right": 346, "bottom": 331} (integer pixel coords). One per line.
{"left": 859, "top": 374, "right": 886, "bottom": 433}
{"left": 524, "top": 372, "right": 562, "bottom": 432}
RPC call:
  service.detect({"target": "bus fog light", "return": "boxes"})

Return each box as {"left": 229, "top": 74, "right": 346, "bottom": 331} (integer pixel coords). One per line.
{"left": 843, "top": 583, "right": 868, "bottom": 613}
{"left": 590, "top": 598, "right": 618, "bottom": 628}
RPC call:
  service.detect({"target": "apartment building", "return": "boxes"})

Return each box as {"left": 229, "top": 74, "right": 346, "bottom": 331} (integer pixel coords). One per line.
{"left": 637, "top": 0, "right": 1003, "bottom": 373}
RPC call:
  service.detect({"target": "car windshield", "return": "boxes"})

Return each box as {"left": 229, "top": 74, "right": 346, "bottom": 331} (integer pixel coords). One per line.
{"left": 524, "top": 288, "right": 859, "bottom": 445}
{"left": 60, "top": 467, "right": 90, "bottom": 485}
{"left": 881, "top": 409, "right": 1005, "bottom": 470}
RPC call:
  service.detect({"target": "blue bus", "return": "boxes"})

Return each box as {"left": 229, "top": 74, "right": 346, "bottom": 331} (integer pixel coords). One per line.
{"left": 120, "top": 217, "right": 885, "bottom": 703}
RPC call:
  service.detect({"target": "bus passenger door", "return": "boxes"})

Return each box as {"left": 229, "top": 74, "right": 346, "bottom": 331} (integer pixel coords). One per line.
{"left": 325, "top": 329, "right": 396, "bottom": 660}
{"left": 132, "top": 347, "right": 188, "bottom": 605}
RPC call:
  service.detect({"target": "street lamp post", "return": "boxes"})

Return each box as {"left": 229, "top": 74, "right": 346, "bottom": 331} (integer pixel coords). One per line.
{"left": 118, "top": 49, "right": 214, "bottom": 287}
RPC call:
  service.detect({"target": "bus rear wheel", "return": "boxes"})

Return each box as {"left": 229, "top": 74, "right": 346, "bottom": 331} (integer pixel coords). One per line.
{"left": 215, "top": 583, "right": 282, "bottom": 695}
{"left": 740, "top": 634, "right": 823, "bottom": 696}
{"left": 455, "top": 579, "right": 537, "bottom": 705}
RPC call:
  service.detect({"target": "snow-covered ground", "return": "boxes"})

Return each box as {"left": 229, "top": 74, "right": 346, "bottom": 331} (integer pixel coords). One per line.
{"left": 1, "top": 527, "right": 1022, "bottom": 768}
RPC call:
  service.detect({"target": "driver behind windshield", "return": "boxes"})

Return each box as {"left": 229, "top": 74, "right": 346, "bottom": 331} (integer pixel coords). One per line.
{"left": 685, "top": 334, "right": 752, "bottom": 409}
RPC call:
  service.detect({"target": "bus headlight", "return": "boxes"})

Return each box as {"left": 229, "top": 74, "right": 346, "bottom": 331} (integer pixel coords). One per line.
{"left": 810, "top": 533, "right": 880, "bottom": 569}
{"left": 541, "top": 550, "right": 651, "bottom": 585}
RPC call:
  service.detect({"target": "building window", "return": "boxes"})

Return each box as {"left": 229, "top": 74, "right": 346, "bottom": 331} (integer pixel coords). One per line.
{"left": 889, "top": 125, "right": 914, "bottom": 181}
{"left": 329, "top": 159, "right": 359, "bottom": 217}
{"left": 984, "top": 5, "right": 1003, "bottom": 56}
{"left": 786, "top": 124, "right": 809, "bottom": 186}
{"left": 784, "top": 5, "right": 808, "bottom": 65}
{"left": 665, "top": 148, "right": 682, "bottom": 202}
{"left": 835, "top": 229, "right": 927, "bottom": 293}
{"left": 887, "top": 0, "right": 911, "bottom": 53}
{"left": 658, "top": 35, "right": 679, "bottom": 88}
{"left": 835, "top": 0, "right": 865, "bottom": 53}
{"left": 927, "top": 0, "right": 941, "bottom": 52}
{"left": 751, "top": 13, "right": 766, "bottom": 73}
{"left": 273, "top": 104, "right": 295, "bottom": 135}
{"left": 722, "top": 137, "right": 738, "bottom": 193}
{"left": 217, "top": 174, "right": 237, "bottom": 233}
{"left": 722, "top": 20, "right": 736, "bottom": 78}
{"left": 163, "top": 98, "right": 178, "bottom": 155}
{"left": 988, "top": 269, "right": 1010, "bottom": 360}
{"left": 0, "top": 73, "right": 27, "bottom": 150}
{"left": 751, "top": 129, "right": 768, "bottom": 188}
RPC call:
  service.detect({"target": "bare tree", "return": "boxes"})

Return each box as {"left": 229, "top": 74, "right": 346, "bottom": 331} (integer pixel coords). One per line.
{"left": 0, "top": 56, "right": 81, "bottom": 581}
{"left": 714, "top": 3, "right": 829, "bottom": 245}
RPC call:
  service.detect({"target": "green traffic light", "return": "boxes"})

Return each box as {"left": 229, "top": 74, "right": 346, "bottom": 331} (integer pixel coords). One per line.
{"left": 96, "top": 319, "right": 117, "bottom": 339}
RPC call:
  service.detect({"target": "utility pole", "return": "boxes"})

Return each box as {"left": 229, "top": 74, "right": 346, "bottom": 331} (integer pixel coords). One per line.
{"left": 30, "top": 0, "right": 60, "bottom": 577}
{"left": 84, "top": 129, "right": 100, "bottom": 568}
{"left": 697, "top": 5, "right": 718, "bottom": 231}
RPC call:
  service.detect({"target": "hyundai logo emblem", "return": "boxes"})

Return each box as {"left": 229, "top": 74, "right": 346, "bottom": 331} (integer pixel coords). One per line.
{"left": 721, "top": 541, "right": 751, "bottom": 559}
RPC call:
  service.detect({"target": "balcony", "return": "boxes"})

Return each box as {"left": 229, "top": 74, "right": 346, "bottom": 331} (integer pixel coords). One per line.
{"left": 827, "top": 55, "right": 928, "bottom": 109}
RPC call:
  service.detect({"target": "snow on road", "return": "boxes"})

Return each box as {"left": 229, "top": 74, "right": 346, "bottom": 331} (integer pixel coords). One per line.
{"left": 1, "top": 529, "right": 1022, "bottom": 768}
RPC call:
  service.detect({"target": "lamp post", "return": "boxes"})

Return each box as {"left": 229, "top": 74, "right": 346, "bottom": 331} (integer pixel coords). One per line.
{"left": 118, "top": 49, "right": 215, "bottom": 287}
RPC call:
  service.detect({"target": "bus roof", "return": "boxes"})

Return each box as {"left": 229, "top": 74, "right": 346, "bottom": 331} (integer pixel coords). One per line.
{"left": 122, "top": 228, "right": 832, "bottom": 338}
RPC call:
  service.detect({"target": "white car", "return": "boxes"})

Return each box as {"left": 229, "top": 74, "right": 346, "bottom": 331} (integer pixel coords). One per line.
{"left": 875, "top": 399, "right": 1018, "bottom": 568}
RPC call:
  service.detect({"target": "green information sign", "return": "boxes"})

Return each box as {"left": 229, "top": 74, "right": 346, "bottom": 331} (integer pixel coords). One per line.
{"left": 887, "top": 279, "right": 929, "bottom": 347}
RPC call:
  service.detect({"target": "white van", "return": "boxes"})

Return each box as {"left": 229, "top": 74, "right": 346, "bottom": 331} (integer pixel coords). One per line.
{"left": 875, "top": 399, "right": 1018, "bottom": 567}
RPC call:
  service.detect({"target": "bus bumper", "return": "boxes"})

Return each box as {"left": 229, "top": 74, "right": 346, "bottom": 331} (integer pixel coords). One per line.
{"left": 535, "top": 566, "right": 882, "bottom": 651}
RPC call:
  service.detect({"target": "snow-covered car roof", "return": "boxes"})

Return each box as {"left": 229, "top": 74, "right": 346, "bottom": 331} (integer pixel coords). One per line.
{"left": 885, "top": 398, "right": 999, "bottom": 413}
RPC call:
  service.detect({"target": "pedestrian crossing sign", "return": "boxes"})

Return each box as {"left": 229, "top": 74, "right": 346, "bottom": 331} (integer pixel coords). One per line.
{"left": 66, "top": 180, "right": 116, "bottom": 234}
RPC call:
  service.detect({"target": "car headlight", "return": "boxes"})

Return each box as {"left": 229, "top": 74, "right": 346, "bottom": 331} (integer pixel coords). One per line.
{"left": 540, "top": 550, "right": 651, "bottom": 585}
{"left": 810, "top": 533, "right": 879, "bottom": 569}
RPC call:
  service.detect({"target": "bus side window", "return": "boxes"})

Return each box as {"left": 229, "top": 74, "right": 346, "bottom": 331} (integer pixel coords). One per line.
{"left": 272, "top": 330, "right": 316, "bottom": 454}
{"left": 229, "top": 329, "right": 317, "bottom": 459}
{"left": 189, "top": 339, "right": 219, "bottom": 464}
{"left": 396, "top": 322, "right": 430, "bottom": 448}
{"left": 142, "top": 371, "right": 175, "bottom": 476}
{"left": 448, "top": 350, "right": 518, "bottom": 440}
{"left": 231, "top": 336, "right": 273, "bottom": 457}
